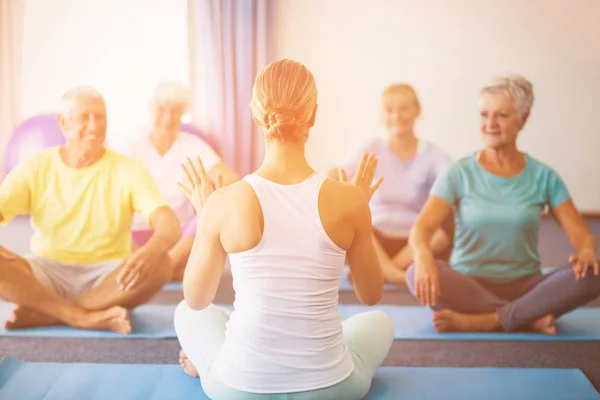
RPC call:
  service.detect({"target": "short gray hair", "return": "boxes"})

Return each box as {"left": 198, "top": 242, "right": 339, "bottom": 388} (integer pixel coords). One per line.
{"left": 152, "top": 81, "right": 191, "bottom": 110}
{"left": 480, "top": 75, "right": 534, "bottom": 119}
{"left": 59, "top": 86, "right": 104, "bottom": 116}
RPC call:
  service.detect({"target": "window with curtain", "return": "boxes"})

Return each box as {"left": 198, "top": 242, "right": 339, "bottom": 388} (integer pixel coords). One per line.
{"left": 187, "top": 0, "right": 273, "bottom": 177}
{"left": 0, "top": 0, "right": 24, "bottom": 179}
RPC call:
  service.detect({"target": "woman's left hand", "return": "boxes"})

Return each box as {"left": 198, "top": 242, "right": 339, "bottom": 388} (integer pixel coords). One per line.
{"left": 179, "top": 156, "right": 223, "bottom": 214}
{"left": 569, "top": 247, "right": 599, "bottom": 280}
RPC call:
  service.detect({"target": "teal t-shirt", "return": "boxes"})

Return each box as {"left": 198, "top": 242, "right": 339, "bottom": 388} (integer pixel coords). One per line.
{"left": 430, "top": 153, "right": 571, "bottom": 283}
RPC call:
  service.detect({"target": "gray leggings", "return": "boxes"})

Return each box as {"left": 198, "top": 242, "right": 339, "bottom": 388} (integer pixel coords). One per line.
{"left": 406, "top": 261, "right": 600, "bottom": 331}
{"left": 174, "top": 302, "right": 394, "bottom": 400}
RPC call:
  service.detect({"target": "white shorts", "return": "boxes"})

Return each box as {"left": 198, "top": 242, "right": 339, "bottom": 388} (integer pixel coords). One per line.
{"left": 26, "top": 255, "right": 124, "bottom": 302}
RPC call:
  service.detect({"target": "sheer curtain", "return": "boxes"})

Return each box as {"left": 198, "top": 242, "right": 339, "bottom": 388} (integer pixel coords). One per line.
{"left": 187, "top": 0, "right": 273, "bottom": 177}
{"left": 0, "top": 0, "right": 25, "bottom": 178}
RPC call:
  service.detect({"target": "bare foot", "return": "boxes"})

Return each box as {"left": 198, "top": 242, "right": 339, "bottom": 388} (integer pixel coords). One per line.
{"left": 79, "top": 306, "right": 132, "bottom": 334}
{"left": 4, "top": 305, "right": 131, "bottom": 334}
{"left": 529, "top": 314, "right": 557, "bottom": 335}
{"left": 179, "top": 349, "right": 199, "bottom": 377}
{"left": 4, "top": 306, "right": 61, "bottom": 330}
{"left": 432, "top": 309, "right": 501, "bottom": 333}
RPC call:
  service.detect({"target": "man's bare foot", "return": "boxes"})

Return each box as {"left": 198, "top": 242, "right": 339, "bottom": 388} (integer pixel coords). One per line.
{"left": 77, "top": 307, "right": 132, "bottom": 334}
{"left": 179, "top": 349, "right": 199, "bottom": 377}
{"left": 432, "top": 309, "right": 501, "bottom": 333}
{"left": 4, "top": 305, "right": 131, "bottom": 334}
{"left": 529, "top": 314, "right": 557, "bottom": 335}
{"left": 4, "top": 306, "right": 61, "bottom": 330}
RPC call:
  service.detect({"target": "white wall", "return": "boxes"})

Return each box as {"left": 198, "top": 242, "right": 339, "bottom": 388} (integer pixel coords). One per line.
{"left": 20, "top": 0, "right": 189, "bottom": 150}
{"left": 274, "top": 0, "right": 600, "bottom": 211}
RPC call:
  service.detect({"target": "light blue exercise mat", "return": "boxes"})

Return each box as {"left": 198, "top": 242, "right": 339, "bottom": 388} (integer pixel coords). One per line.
{"left": 0, "top": 302, "right": 177, "bottom": 339}
{"left": 337, "top": 304, "right": 600, "bottom": 341}
{"left": 0, "top": 357, "right": 597, "bottom": 400}
{"left": 163, "top": 267, "right": 556, "bottom": 292}
{"left": 2, "top": 302, "right": 597, "bottom": 341}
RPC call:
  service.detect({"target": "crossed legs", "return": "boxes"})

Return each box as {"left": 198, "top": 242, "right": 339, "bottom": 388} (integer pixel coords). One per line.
{"left": 0, "top": 249, "right": 173, "bottom": 332}
{"left": 174, "top": 302, "right": 393, "bottom": 399}
{"left": 406, "top": 260, "right": 600, "bottom": 334}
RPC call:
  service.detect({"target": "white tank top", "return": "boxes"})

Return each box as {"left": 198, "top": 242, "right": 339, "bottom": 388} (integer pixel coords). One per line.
{"left": 210, "top": 172, "right": 355, "bottom": 393}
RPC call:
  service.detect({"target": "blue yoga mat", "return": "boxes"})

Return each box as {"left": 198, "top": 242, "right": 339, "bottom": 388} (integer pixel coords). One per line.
{"left": 0, "top": 302, "right": 177, "bottom": 339}
{"left": 163, "top": 267, "right": 556, "bottom": 292}
{"left": 3, "top": 301, "right": 596, "bottom": 341}
{"left": 338, "top": 304, "right": 600, "bottom": 341}
{"left": 163, "top": 281, "right": 183, "bottom": 291}
{"left": 0, "top": 357, "right": 597, "bottom": 400}
{"left": 162, "top": 273, "right": 400, "bottom": 292}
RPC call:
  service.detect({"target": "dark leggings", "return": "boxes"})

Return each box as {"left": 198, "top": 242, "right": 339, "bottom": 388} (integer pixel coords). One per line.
{"left": 406, "top": 261, "right": 600, "bottom": 331}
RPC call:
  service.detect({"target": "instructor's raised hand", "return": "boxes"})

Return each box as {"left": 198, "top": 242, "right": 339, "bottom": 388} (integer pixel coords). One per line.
{"left": 179, "top": 156, "right": 223, "bottom": 214}
{"left": 338, "top": 152, "right": 383, "bottom": 201}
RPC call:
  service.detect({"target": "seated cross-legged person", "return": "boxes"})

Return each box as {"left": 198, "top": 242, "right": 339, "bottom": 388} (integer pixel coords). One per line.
{"left": 0, "top": 87, "right": 182, "bottom": 333}
{"left": 173, "top": 59, "right": 394, "bottom": 400}
{"left": 331, "top": 83, "right": 453, "bottom": 286}
{"left": 407, "top": 75, "right": 600, "bottom": 335}
{"left": 120, "top": 81, "right": 239, "bottom": 278}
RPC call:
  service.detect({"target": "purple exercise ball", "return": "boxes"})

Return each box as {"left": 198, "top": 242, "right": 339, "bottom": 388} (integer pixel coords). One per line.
{"left": 4, "top": 113, "right": 66, "bottom": 174}
{"left": 179, "top": 123, "right": 220, "bottom": 154}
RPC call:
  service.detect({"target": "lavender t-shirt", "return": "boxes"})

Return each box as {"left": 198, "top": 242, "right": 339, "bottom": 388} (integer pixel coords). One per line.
{"left": 340, "top": 137, "right": 452, "bottom": 238}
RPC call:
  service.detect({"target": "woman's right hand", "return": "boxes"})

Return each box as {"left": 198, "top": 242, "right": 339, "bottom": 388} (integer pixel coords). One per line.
{"left": 413, "top": 251, "right": 440, "bottom": 307}
{"left": 179, "top": 156, "right": 223, "bottom": 215}
{"left": 338, "top": 152, "right": 383, "bottom": 201}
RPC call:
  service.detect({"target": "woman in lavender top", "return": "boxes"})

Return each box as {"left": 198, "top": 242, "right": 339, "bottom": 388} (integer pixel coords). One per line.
{"left": 331, "top": 84, "right": 453, "bottom": 286}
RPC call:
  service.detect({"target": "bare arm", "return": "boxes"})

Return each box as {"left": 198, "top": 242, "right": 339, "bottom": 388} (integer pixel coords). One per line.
{"left": 169, "top": 235, "right": 195, "bottom": 272}
{"left": 409, "top": 196, "right": 453, "bottom": 258}
{"left": 168, "top": 163, "right": 238, "bottom": 273}
{"left": 391, "top": 227, "right": 451, "bottom": 271}
{"left": 182, "top": 191, "right": 228, "bottom": 310}
{"left": 551, "top": 200, "right": 598, "bottom": 277}
{"left": 408, "top": 196, "right": 454, "bottom": 306}
{"left": 551, "top": 200, "right": 597, "bottom": 253}
{"left": 142, "top": 206, "right": 182, "bottom": 254}
{"left": 0, "top": 164, "right": 32, "bottom": 224}
{"left": 346, "top": 192, "right": 385, "bottom": 306}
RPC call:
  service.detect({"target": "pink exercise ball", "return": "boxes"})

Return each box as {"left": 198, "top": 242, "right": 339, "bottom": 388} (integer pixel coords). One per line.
{"left": 179, "top": 123, "right": 220, "bottom": 154}
{"left": 4, "top": 113, "right": 66, "bottom": 174}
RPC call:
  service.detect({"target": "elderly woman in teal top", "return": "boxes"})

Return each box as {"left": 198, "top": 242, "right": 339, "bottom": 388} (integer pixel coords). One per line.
{"left": 407, "top": 75, "right": 599, "bottom": 335}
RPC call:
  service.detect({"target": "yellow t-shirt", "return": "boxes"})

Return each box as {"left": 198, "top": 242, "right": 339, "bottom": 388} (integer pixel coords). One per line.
{"left": 0, "top": 147, "right": 168, "bottom": 264}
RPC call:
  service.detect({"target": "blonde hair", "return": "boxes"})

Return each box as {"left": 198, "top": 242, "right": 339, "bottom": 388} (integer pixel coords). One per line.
{"left": 481, "top": 75, "right": 534, "bottom": 119}
{"left": 250, "top": 59, "right": 317, "bottom": 142}
{"left": 381, "top": 83, "right": 421, "bottom": 113}
{"left": 152, "top": 81, "right": 191, "bottom": 111}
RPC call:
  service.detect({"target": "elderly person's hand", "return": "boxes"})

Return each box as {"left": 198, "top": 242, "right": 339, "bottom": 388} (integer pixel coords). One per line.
{"left": 570, "top": 248, "right": 599, "bottom": 280}
{"left": 413, "top": 250, "right": 440, "bottom": 307}
{"left": 118, "top": 245, "right": 173, "bottom": 291}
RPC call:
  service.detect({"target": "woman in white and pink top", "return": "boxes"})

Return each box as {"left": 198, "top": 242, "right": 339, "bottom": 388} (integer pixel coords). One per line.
{"left": 119, "top": 82, "right": 239, "bottom": 279}
{"left": 174, "top": 59, "right": 394, "bottom": 400}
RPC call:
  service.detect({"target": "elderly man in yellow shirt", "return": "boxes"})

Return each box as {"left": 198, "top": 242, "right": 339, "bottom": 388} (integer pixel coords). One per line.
{"left": 0, "top": 87, "right": 182, "bottom": 333}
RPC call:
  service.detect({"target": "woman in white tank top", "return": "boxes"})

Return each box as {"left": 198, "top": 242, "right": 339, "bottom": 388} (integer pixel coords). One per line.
{"left": 173, "top": 59, "right": 394, "bottom": 400}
